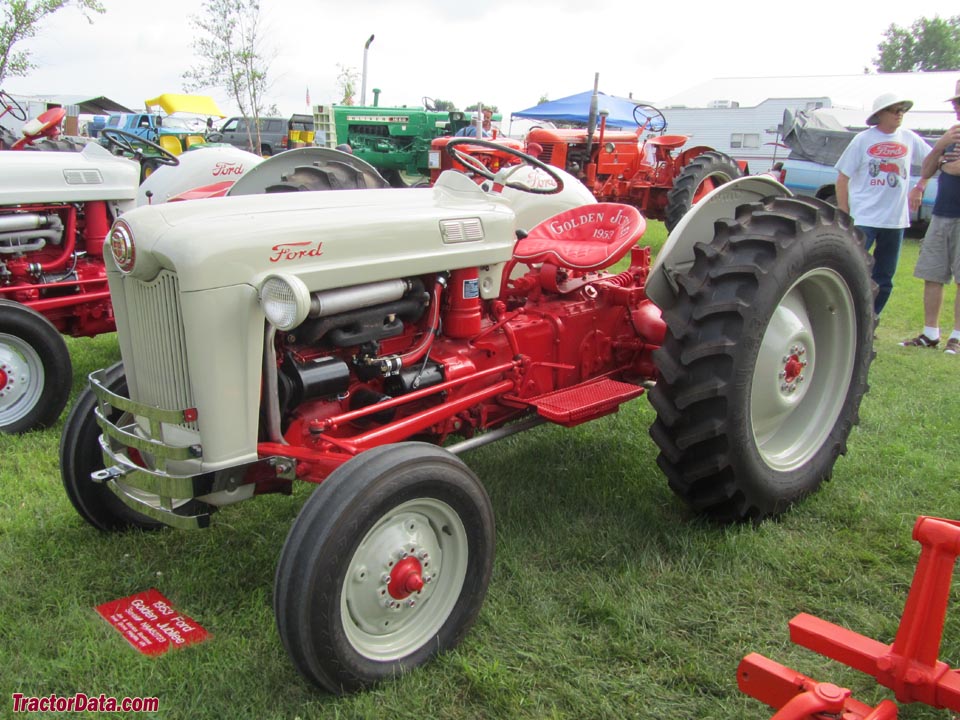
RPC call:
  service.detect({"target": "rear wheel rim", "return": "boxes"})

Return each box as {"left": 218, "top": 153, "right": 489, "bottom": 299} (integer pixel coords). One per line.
{"left": 341, "top": 497, "right": 469, "bottom": 661}
{"left": 750, "top": 268, "right": 856, "bottom": 471}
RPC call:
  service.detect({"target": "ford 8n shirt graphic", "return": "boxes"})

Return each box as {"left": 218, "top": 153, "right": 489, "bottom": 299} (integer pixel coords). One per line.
{"left": 867, "top": 142, "right": 908, "bottom": 188}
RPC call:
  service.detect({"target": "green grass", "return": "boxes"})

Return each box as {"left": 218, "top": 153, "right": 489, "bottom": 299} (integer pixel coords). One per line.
{"left": 3, "top": 229, "right": 960, "bottom": 719}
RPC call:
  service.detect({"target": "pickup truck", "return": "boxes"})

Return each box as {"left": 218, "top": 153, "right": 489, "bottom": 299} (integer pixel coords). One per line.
{"left": 779, "top": 157, "right": 938, "bottom": 229}
{"left": 778, "top": 108, "right": 939, "bottom": 232}
{"left": 102, "top": 112, "right": 206, "bottom": 154}
{"left": 209, "top": 114, "right": 315, "bottom": 156}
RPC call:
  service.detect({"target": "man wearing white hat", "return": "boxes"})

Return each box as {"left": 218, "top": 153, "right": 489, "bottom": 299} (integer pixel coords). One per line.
{"left": 836, "top": 92, "right": 931, "bottom": 315}
{"left": 899, "top": 79, "right": 960, "bottom": 353}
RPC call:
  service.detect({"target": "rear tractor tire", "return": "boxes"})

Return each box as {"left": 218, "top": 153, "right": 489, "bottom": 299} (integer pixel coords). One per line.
{"left": 649, "top": 196, "right": 875, "bottom": 522}
{"left": 664, "top": 151, "right": 742, "bottom": 232}
{"left": 274, "top": 443, "right": 495, "bottom": 694}
{"left": 0, "top": 300, "right": 72, "bottom": 434}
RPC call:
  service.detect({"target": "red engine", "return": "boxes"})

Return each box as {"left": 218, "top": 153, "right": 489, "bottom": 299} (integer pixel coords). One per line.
{"left": 0, "top": 201, "right": 115, "bottom": 337}
{"left": 259, "top": 204, "right": 665, "bottom": 484}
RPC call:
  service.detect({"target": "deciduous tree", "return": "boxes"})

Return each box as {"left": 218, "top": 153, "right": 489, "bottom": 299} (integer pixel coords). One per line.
{"left": 0, "top": 0, "right": 104, "bottom": 84}
{"left": 184, "top": 0, "right": 273, "bottom": 154}
{"left": 874, "top": 15, "right": 960, "bottom": 72}
{"left": 336, "top": 64, "right": 357, "bottom": 106}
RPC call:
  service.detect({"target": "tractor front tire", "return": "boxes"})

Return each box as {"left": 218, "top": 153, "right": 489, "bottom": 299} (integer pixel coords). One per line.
{"left": 0, "top": 300, "right": 72, "bottom": 434}
{"left": 274, "top": 443, "right": 495, "bottom": 694}
{"left": 649, "top": 196, "right": 874, "bottom": 522}
{"left": 664, "top": 151, "right": 742, "bottom": 232}
{"left": 60, "top": 362, "right": 163, "bottom": 531}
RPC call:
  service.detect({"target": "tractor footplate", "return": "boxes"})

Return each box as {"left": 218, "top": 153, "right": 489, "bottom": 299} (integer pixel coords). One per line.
{"left": 524, "top": 379, "right": 643, "bottom": 427}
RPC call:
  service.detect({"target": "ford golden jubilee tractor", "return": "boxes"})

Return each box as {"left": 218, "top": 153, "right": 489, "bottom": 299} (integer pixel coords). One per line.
{"left": 60, "top": 140, "right": 876, "bottom": 693}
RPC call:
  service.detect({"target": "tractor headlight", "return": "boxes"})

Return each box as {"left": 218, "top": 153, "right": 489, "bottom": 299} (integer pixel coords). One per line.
{"left": 259, "top": 273, "right": 311, "bottom": 330}
{"left": 109, "top": 220, "right": 136, "bottom": 273}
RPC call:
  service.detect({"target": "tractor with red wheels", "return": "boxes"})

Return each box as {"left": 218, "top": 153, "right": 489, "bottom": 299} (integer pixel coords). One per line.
{"left": 525, "top": 103, "right": 746, "bottom": 231}
{"left": 60, "top": 137, "right": 876, "bottom": 693}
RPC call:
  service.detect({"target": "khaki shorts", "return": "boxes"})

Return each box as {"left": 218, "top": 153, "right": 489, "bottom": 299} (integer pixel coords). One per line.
{"left": 915, "top": 215, "right": 960, "bottom": 284}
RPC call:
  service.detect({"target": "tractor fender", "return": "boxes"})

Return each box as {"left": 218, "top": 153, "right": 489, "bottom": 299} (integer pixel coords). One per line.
{"left": 646, "top": 175, "right": 791, "bottom": 311}
{"left": 676, "top": 145, "right": 714, "bottom": 167}
{"left": 137, "top": 146, "right": 264, "bottom": 205}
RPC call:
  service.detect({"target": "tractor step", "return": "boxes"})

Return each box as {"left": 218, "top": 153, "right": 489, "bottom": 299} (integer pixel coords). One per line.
{"left": 525, "top": 379, "right": 644, "bottom": 427}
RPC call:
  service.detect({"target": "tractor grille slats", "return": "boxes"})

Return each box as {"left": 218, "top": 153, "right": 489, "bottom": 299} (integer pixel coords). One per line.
{"left": 123, "top": 271, "right": 194, "bottom": 417}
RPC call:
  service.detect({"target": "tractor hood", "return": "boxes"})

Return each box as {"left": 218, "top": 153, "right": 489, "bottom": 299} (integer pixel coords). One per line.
{"left": 0, "top": 143, "right": 139, "bottom": 204}
{"left": 111, "top": 171, "right": 520, "bottom": 293}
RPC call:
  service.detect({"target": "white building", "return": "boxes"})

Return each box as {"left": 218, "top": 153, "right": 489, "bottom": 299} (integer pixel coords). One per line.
{"left": 656, "top": 72, "right": 960, "bottom": 172}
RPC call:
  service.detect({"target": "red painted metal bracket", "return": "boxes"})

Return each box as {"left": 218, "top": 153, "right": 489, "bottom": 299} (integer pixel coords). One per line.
{"left": 740, "top": 516, "right": 960, "bottom": 718}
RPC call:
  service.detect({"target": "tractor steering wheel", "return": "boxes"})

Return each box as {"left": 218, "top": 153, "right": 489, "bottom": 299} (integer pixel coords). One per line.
{"left": 633, "top": 104, "right": 667, "bottom": 134}
{"left": 100, "top": 128, "right": 179, "bottom": 168}
{"left": 446, "top": 137, "right": 564, "bottom": 195}
{"left": 0, "top": 91, "right": 27, "bottom": 121}
{"left": 422, "top": 96, "right": 437, "bottom": 112}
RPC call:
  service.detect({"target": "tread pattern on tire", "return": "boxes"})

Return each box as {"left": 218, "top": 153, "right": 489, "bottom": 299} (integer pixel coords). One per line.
{"left": 664, "top": 150, "right": 743, "bottom": 232}
{"left": 649, "top": 196, "right": 874, "bottom": 522}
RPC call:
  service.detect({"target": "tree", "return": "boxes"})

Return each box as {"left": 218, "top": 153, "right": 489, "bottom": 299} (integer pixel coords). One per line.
{"left": 874, "top": 15, "right": 960, "bottom": 72}
{"left": 538, "top": 93, "right": 549, "bottom": 105}
{"left": 184, "top": 0, "right": 272, "bottom": 154}
{"left": 431, "top": 98, "right": 457, "bottom": 112}
{"left": 0, "top": 0, "right": 104, "bottom": 84}
{"left": 336, "top": 64, "right": 357, "bottom": 105}
{"left": 465, "top": 102, "right": 498, "bottom": 113}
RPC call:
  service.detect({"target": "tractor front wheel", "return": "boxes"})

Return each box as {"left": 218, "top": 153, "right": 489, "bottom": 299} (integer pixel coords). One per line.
{"left": 0, "top": 300, "right": 71, "bottom": 433}
{"left": 649, "top": 196, "right": 874, "bottom": 522}
{"left": 60, "top": 362, "right": 163, "bottom": 531}
{"left": 664, "top": 151, "right": 742, "bottom": 232}
{"left": 274, "top": 443, "right": 495, "bottom": 694}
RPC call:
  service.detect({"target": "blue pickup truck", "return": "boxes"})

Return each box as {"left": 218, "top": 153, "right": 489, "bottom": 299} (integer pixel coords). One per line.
{"left": 778, "top": 109, "right": 939, "bottom": 231}
{"left": 102, "top": 112, "right": 206, "bottom": 154}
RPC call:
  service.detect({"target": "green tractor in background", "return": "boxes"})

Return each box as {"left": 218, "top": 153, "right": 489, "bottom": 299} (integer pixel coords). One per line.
{"left": 314, "top": 92, "right": 498, "bottom": 187}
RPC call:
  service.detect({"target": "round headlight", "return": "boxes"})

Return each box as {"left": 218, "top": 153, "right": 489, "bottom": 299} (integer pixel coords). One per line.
{"left": 109, "top": 220, "right": 135, "bottom": 273}
{"left": 259, "top": 274, "right": 311, "bottom": 330}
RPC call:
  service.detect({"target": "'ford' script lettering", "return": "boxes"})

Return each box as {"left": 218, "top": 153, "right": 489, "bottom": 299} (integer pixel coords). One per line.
{"left": 270, "top": 241, "right": 324, "bottom": 263}
{"left": 867, "top": 142, "right": 907, "bottom": 159}
{"left": 211, "top": 161, "right": 245, "bottom": 177}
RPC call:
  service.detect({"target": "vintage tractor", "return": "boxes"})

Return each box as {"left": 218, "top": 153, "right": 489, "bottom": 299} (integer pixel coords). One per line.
{"left": 525, "top": 103, "right": 745, "bottom": 231}
{"left": 314, "top": 98, "right": 485, "bottom": 187}
{"left": 60, "top": 139, "right": 875, "bottom": 693}
{"left": 0, "top": 124, "right": 380, "bottom": 433}
{"left": 739, "top": 516, "right": 960, "bottom": 719}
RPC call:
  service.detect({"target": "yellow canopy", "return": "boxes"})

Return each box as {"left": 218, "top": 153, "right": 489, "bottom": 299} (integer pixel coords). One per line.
{"left": 144, "top": 93, "right": 225, "bottom": 118}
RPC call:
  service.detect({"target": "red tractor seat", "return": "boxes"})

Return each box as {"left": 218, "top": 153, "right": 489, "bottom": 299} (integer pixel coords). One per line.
{"left": 645, "top": 134, "right": 688, "bottom": 150}
{"left": 514, "top": 203, "right": 645, "bottom": 272}
{"left": 13, "top": 107, "right": 66, "bottom": 149}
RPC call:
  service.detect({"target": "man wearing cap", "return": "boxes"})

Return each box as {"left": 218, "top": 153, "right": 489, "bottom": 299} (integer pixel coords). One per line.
{"left": 836, "top": 93, "right": 931, "bottom": 315}
{"left": 899, "top": 79, "right": 960, "bottom": 353}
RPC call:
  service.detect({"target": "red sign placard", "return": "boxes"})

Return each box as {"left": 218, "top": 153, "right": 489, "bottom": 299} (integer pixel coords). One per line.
{"left": 96, "top": 589, "right": 209, "bottom": 656}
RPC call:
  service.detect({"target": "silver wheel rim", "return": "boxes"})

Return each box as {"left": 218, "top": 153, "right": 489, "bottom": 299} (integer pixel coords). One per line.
{"left": 0, "top": 332, "right": 44, "bottom": 426}
{"left": 750, "top": 268, "right": 856, "bottom": 471}
{"left": 341, "top": 497, "right": 468, "bottom": 661}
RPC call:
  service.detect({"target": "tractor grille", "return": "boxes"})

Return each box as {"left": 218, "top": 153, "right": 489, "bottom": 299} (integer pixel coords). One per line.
{"left": 536, "top": 142, "right": 556, "bottom": 165}
{"left": 122, "top": 270, "right": 195, "bottom": 416}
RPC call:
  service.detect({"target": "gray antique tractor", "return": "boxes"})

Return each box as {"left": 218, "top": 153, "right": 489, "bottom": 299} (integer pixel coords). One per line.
{"left": 60, "top": 139, "right": 875, "bottom": 693}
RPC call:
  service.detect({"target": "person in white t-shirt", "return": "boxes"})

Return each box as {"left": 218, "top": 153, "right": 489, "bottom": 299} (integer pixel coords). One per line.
{"left": 836, "top": 93, "right": 931, "bottom": 315}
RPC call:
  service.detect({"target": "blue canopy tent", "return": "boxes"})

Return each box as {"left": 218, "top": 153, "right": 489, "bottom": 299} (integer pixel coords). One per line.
{"left": 511, "top": 91, "right": 664, "bottom": 130}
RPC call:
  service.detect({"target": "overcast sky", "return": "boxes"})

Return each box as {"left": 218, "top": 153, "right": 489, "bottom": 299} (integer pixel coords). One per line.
{"left": 5, "top": 0, "right": 960, "bottom": 118}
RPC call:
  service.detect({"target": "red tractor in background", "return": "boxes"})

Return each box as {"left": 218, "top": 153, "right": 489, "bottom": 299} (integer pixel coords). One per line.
{"left": 526, "top": 103, "right": 746, "bottom": 231}
{"left": 430, "top": 101, "right": 745, "bottom": 231}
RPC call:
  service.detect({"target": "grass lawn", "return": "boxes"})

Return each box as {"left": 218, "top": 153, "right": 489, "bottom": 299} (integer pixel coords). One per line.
{"left": 2, "top": 229, "right": 959, "bottom": 719}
